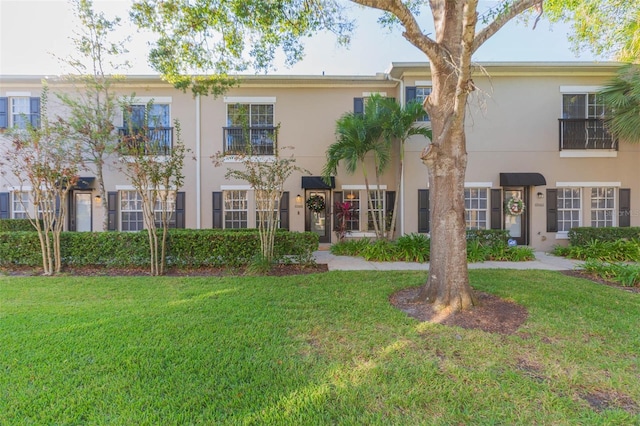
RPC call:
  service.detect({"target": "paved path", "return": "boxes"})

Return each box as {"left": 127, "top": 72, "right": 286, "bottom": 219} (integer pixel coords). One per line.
{"left": 313, "top": 251, "right": 582, "bottom": 272}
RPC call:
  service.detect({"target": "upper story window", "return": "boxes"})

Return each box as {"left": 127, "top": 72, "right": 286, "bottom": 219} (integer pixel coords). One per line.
{"left": 406, "top": 85, "right": 431, "bottom": 122}
{"left": 559, "top": 90, "right": 616, "bottom": 151}
{"left": 0, "top": 96, "right": 40, "bottom": 130}
{"left": 224, "top": 101, "right": 276, "bottom": 156}
{"left": 119, "top": 101, "right": 173, "bottom": 155}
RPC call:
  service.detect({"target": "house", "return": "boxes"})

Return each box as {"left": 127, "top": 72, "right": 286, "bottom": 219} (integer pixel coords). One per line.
{"left": 0, "top": 62, "right": 635, "bottom": 251}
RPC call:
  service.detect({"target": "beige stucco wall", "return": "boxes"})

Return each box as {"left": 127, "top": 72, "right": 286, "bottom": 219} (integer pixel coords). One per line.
{"left": 2, "top": 63, "right": 635, "bottom": 250}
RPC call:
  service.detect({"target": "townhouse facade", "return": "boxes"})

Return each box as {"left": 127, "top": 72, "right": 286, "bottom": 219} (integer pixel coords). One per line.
{"left": 0, "top": 62, "right": 636, "bottom": 251}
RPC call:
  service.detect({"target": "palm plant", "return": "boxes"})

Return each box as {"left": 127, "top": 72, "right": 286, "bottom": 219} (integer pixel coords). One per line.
{"left": 600, "top": 64, "right": 640, "bottom": 144}
{"left": 322, "top": 99, "right": 388, "bottom": 239}
{"left": 375, "top": 97, "right": 432, "bottom": 239}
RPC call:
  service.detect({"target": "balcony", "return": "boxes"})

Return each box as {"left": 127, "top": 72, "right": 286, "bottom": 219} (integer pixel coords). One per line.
{"left": 558, "top": 119, "right": 617, "bottom": 150}
{"left": 223, "top": 126, "right": 276, "bottom": 156}
{"left": 117, "top": 127, "right": 173, "bottom": 155}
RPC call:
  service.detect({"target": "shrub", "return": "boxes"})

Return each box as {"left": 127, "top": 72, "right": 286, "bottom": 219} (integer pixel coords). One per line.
{"left": 330, "top": 238, "right": 371, "bottom": 256}
{"left": 362, "top": 239, "right": 398, "bottom": 262}
{"left": 0, "top": 219, "right": 42, "bottom": 232}
{"left": 0, "top": 229, "right": 318, "bottom": 269}
{"left": 581, "top": 260, "right": 640, "bottom": 287}
{"left": 395, "top": 233, "right": 430, "bottom": 262}
{"left": 568, "top": 227, "right": 640, "bottom": 246}
{"left": 558, "top": 239, "right": 640, "bottom": 262}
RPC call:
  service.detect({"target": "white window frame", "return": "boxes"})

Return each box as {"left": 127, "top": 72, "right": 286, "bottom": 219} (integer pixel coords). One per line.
{"left": 120, "top": 190, "right": 144, "bottom": 232}
{"left": 11, "top": 191, "right": 29, "bottom": 219}
{"left": 10, "top": 97, "right": 30, "bottom": 129}
{"left": 590, "top": 187, "right": 616, "bottom": 227}
{"left": 557, "top": 187, "right": 582, "bottom": 234}
{"left": 342, "top": 189, "right": 360, "bottom": 232}
{"left": 224, "top": 190, "right": 248, "bottom": 229}
{"left": 464, "top": 188, "right": 488, "bottom": 230}
{"left": 414, "top": 85, "right": 432, "bottom": 122}
{"left": 153, "top": 191, "right": 176, "bottom": 228}
{"left": 367, "top": 190, "right": 386, "bottom": 232}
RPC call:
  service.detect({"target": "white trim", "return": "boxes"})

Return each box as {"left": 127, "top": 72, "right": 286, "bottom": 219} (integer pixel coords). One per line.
{"left": 221, "top": 185, "right": 252, "bottom": 191}
{"left": 341, "top": 184, "right": 387, "bottom": 190}
{"left": 223, "top": 96, "right": 276, "bottom": 104}
{"left": 6, "top": 91, "right": 31, "bottom": 97}
{"left": 115, "top": 185, "right": 136, "bottom": 191}
{"left": 559, "top": 85, "right": 602, "bottom": 93}
{"left": 347, "top": 232, "right": 377, "bottom": 238}
{"left": 414, "top": 80, "right": 432, "bottom": 86}
{"left": 362, "top": 92, "right": 387, "bottom": 97}
{"left": 465, "top": 182, "right": 493, "bottom": 188}
{"left": 7, "top": 186, "right": 33, "bottom": 191}
{"left": 555, "top": 232, "right": 570, "bottom": 240}
{"left": 560, "top": 150, "right": 617, "bottom": 158}
{"left": 556, "top": 182, "right": 621, "bottom": 187}
{"left": 223, "top": 155, "right": 276, "bottom": 163}
{"left": 129, "top": 96, "right": 172, "bottom": 104}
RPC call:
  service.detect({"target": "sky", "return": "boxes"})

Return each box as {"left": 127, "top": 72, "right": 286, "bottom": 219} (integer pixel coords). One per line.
{"left": 0, "top": 0, "right": 601, "bottom": 77}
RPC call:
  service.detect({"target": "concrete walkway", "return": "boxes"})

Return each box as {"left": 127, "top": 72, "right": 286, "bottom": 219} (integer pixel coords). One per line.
{"left": 313, "top": 250, "right": 582, "bottom": 271}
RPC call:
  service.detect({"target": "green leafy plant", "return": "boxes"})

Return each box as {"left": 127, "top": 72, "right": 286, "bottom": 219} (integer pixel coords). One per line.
{"left": 362, "top": 239, "right": 398, "bottom": 261}
{"left": 581, "top": 260, "right": 640, "bottom": 287}
{"left": 394, "top": 233, "right": 430, "bottom": 262}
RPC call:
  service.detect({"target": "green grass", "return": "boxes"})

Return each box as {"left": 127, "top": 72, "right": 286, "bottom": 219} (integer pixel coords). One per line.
{"left": 1, "top": 271, "right": 639, "bottom": 425}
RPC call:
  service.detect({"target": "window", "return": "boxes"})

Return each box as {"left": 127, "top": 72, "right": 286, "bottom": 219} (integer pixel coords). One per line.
{"left": 464, "top": 188, "right": 488, "bottom": 230}
{"left": 11, "top": 98, "right": 30, "bottom": 129}
{"left": 0, "top": 97, "right": 39, "bottom": 130}
{"left": 415, "top": 87, "right": 431, "bottom": 121}
{"left": 154, "top": 191, "right": 176, "bottom": 228}
{"left": 121, "top": 103, "right": 172, "bottom": 154}
{"left": 591, "top": 187, "right": 615, "bottom": 227}
{"left": 224, "top": 190, "right": 248, "bottom": 229}
{"left": 12, "top": 191, "right": 29, "bottom": 219}
{"left": 343, "top": 190, "right": 360, "bottom": 231}
{"left": 121, "top": 190, "right": 144, "bottom": 231}
{"left": 225, "top": 104, "right": 275, "bottom": 155}
{"left": 561, "top": 93, "right": 614, "bottom": 150}
{"left": 367, "top": 190, "right": 385, "bottom": 231}
{"left": 255, "top": 190, "right": 279, "bottom": 228}
{"left": 557, "top": 188, "right": 581, "bottom": 232}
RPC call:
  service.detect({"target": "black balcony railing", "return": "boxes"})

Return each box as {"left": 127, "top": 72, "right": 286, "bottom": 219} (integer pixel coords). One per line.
{"left": 117, "top": 127, "right": 173, "bottom": 155}
{"left": 223, "top": 126, "right": 276, "bottom": 156}
{"left": 559, "top": 119, "right": 617, "bottom": 150}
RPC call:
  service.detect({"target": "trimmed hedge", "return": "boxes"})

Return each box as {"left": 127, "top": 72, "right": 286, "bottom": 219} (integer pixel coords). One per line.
{"left": 0, "top": 219, "right": 42, "bottom": 232}
{"left": 568, "top": 227, "right": 640, "bottom": 247}
{"left": 0, "top": 229, "right": 319, "bottom": 268}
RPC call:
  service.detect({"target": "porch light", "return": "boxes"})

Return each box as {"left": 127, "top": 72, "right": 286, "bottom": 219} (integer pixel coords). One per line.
{"left": 537, "top": 192, "right": 544, "bottom": 199}
{"left": 94, "top": 194, "right": 102, "bottom": 204}
{"left": 295, "top": 194, "right": 303, "bottom": 208}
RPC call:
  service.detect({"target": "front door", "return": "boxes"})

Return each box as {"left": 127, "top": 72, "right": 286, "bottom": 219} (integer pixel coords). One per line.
{"left": 503, "top": 187, "right": 528, "bottom": 245}
{"left": 305, "top": 190, "right": 331, "bottom": 243}
{"left": 72, "top": 193, "right": 92, "bottom": 232}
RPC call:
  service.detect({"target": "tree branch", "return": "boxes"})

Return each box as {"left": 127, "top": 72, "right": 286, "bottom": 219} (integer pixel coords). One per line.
{"left": 472, "top": 0, "right": 541, "bottom": 53}
{"left": 349, "top": 0, "right": 445, "bottom": 60}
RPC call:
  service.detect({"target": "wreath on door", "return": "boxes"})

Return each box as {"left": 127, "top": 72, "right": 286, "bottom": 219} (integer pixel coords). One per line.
{"left": 306, "top": 195, "right": 326, "bottom": 213}
{"left": 505, "top": 198, "right": 525, "bottom": 216}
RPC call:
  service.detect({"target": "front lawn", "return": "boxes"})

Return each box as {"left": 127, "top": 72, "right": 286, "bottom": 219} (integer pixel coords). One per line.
{"left": 1, "top": 271, "right": 638, "bottom": 424}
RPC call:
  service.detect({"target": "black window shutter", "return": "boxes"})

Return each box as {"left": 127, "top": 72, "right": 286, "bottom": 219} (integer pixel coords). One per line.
{"left": 212, "top": 192, "right": 223, "bottom": 228}
{"left": 279, "top": 191, "right": 289, "bottom": 230}
{"left": 0, "top": 192, "right": 9, "bottom": 219}
{"left": 418, "top": 189, "right": 429, "bottom": 233}
{"left": 354, "top": 98, "right": 364, "bottom": 115}
{"left": 619, "top": 188, "right": 631, "bottom": 227}
{"left": 333, "top": 191, "right": 343, "bottom": 232}
{"left": 406, "top": 86, "right": 417, "bottom": 104}
{"left": 386, "top": 191, "right": 396, "bottom": 215}
{"left": 490, "top": 189, "right": 502, "bottom": 229}
{"left": 0, "top": 97, "right": 7, "bottom": 128}
{"left": 30, "top": 97, "right": 40, "bottom": 128}
{"left": 107, "top": 192, "right": 118, "bottom": 231}
{"left": 175, "top": 192, "right": 185, "bottom": 228}
{"left": 546, "top": 189, "right": 558, "bottom": 232}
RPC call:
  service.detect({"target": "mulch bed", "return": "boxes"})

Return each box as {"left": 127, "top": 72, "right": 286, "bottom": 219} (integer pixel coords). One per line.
{"left": 560, "top": 270, "right": 640, "bottom": 293}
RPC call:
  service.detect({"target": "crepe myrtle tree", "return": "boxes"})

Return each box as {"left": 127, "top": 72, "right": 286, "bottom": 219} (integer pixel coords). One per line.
{"left": 0, "top": 87, "right": 83, "bottom": 275}
{"left": 56, "top": 0, "right": 130, "bottom": 231}
{"left": 131, "top": 0, "right": 640, "bottom": 312}
{"left": 215, "top": 143, "right": 308, "bottom": 266}
{"left": 118, "top": 101, "right": 187, "bottom": 276}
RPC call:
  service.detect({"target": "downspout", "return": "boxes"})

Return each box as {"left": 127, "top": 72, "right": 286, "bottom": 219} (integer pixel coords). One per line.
{"left": 196, "top": 94, "right": 201, "bottom": 229}
{"left": 386, "top": 73, "right": 405, "bottom": 236}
